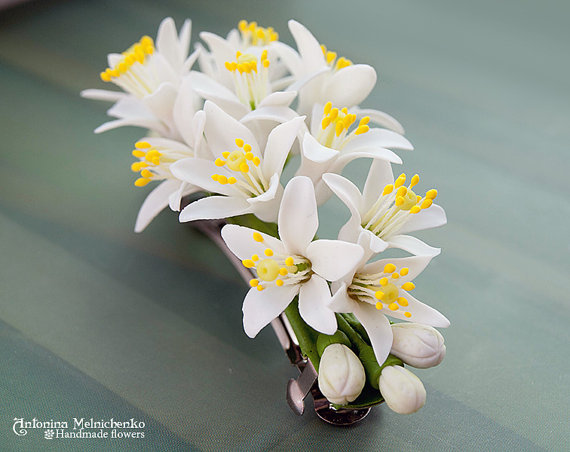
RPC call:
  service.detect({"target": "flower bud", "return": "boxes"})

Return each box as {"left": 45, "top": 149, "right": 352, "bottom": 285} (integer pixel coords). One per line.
{"left": 379, "top": 365, "right": 426, "bottom": 414}
{"left": 318, "top": 344, "right": 366, "bottom": 405}
{"left": 390, "top": 323, "right": 446, "bottom": 368}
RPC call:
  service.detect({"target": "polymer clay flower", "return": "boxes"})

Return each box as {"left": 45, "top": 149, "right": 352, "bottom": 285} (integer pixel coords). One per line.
{"left": 221, "top": 176, "right": 364, "bottom": 338}
{"left": 390, "top": 323, "right": 446, "bottom": 369}
{"left": 297, "top": 102, "right": 413, "bottom": 204}
{"left": 81, "top": 17, "right": 200, "bottom": 140}
{"left": 274, "top": 20, "right": 403, "bottom": 133}
{"left": 330, "top": 232, "right": 449, "bottom": 365}
{"left": 318, "top": 344, "right": 366, "bottom": 405}
{"left": 323, "top": 159, "right": 446, "bottom": 256}
{"left": 129, "top": 121, "right": 205, "bottom": 232}
{"left": 171, "top": 101, "right": 304, "bottom": 223}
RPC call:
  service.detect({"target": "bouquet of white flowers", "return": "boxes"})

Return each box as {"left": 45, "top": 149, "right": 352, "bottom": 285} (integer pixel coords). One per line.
{"left": 83, "top": 17, "right": 449, "bottom": 423}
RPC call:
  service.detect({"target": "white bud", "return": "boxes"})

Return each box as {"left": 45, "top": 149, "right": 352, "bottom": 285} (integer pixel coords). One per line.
{"left": 318, "top": 344, "right": 366, "bottom": 405}
{"left": 379, "top": 365, "right": 426, "bottom": 414}
{"left": 390, "top": 323, "right": 446, "bottom": 368}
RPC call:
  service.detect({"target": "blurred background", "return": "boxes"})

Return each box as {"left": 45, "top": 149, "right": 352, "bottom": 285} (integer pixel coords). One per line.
{"left": 1, "top": 0, "right": 568, "bottom": 450}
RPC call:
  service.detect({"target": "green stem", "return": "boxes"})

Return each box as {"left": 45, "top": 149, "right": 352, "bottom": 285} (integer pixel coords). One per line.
{"left": 284, "top": 298, "right": 321, "bottom": 371}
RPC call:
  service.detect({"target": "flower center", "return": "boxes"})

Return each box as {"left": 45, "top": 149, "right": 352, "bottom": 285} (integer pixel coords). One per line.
{"left": 211, "top": 138, "right": 269, "bottom": 198}
{"left": 317, "top": 102, "right": 370, "bottom": 149}
{"left": 348, "top": 262, "right": 414, "bottom": 318}
{"left": 361, "top": 173, "right": 438, "bottom": 239}
{"left": 131, "top": 140, "right": 193, "bottom": 187}
{"left": 320, "top": 44, "right": 352, "bottom": 71}
{"left": 100, "top": 36, "right": 158, "bottom": 97}
{"left": 224, "top": 51, "right": 271, "bottom": 110}
{"left": 238, "top": 20, "right": 279, "bottom": 47}
{"left": 241, "top": 232, "right": 311, "bottom": 291}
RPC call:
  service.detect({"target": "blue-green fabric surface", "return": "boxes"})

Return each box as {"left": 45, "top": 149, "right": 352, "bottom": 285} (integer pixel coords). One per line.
{"left": 1, "top": 0, "right": 568, "bottom": 450}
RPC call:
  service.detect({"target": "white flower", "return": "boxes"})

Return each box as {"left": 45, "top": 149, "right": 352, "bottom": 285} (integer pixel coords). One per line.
{"left": 390, "top": 323, "right": 446, "bottom": 369}
{"left": 379, "top": 366, "right": 426, "bottom": 414}
{"left": 221, "top": 176, "right": 364, "bottom": 338}
{"left": 171, "top": 101, "right": 304, "bottom": 223}
{"left": 318, "top": 344, "right": 366, "bottom": 405}
{"left": 274, "top": 20, "right": 403, "bottom": 133}
{"left": 297, "top": 102, "right": 413, "bottom": 204}
{"left": 323, "top": 159, "right": 447, "bottom": 256}
{"left": 331, "top": 232, "right": 449, "bottom": 365}
{"left": 81, "top": 18, "right": 200, "bottom": 140}
{"left": 129, "top": 136, "right": 203, "bottom": 232}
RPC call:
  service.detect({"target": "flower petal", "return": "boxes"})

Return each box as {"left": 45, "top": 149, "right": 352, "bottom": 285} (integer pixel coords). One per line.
{"left": 363, "top": 255, "right": 433, "bottom": 283}
{"left": 80, "top": 89, "right": 125, "bottom": 102}
{"left": 387, "top": 234, "right": 441, "bottom": 257}
{"left": 288, "top": 20, "right": 326, "bottom": 71}
{"left": 305, "top": 240, "right": 363, "bottom": 282}
{"left": 156, "top": 17, "right": 183, "bottom": 70}
{"left": 190, "top": 72, "right": 247, "bottom": 119}
{"left": 170, "top": 158, "right": 235, "bottom": 196}
{"left": 179, "top": 195, "right": 251, "bottom": 222}
{"left": 345, "top": 128, "right": 413, "bottom": 152}
{"left": 302, "top": 132, "right": 339, "bottom": 164}
{"left": 203, "top": 101, "right": 260, "bottom": 157}
{"left": 240, "top": 106, "right": 299, "bottom": 124}
{"left": 221, "top": 224, "right": 285, "bottom": 260}
{"left": 168, "top": 181, "right": 199, "bottom": 212}
{"left": 330, "top": 283, "right": 359, "bottom": 313}
{"left": 362, "top": 159, "right": 394, "bottom": 210}
{"left": 278, "top": 176, "right": 318, "bottom": 255}
{"left": 257, "top": 91, "right": 297, "bottom": 109}
{"left": 323, "top": 64, "right": 376, "bottom": 107}
{"left": 353, "top": 107, "right": 405, "bottom": 135}
{"left": 298, "top": 275, "right": 337, "bottom": 334}
{"left": 262, "top": 116, "right": 305, "bottom": 179}
{"left": 332, "top": 148, "right": 402, "bottom": 171}
{"left": 243, "top": 285, "right": 299, "bottom": 338}
{"left": 173, "top": 77, "right": 198, "bottom": 146}
{"left": 391, "top": 291, "right": 450, "bottom": 328}
{"left": 353, "top": 303, "right": 393, "bottom": 364}
{"left": 134, "top": 179, "right": 181, "bottom": 233}
{"left": 322, "top": 173, "right": 362, "bottom": 219}
{"left": 141, "top": 82, "right": 177, "bottom": 124}
{"left": 397, "top": 204, "right": 447, "bottom": 235}
{"left": 247, "top": 174, "right": 282, "bottom": 223}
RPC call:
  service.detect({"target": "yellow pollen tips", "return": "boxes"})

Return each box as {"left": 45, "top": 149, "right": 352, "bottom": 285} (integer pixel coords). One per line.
{"left": 251, "top": 254, "right": 259, "bottom": 261}
{"left": 397, "top": 186, "right": 408, "bottom": 197}
{"left": 132, "top": 150, "right": 145, "bottom": 158}
{"left": 228, "top": 177, "right": 237, "bottom": 184}
{"left": 134, "top": 178, "right": 150, "bottom": 187}
{"left": 243, "top": 144, "right": 252, "bottom": 152}
{"left": 375, "top": 302, "right": 383, "bottom": 310}
{"left": 256, "top": 259, "right": 280, "bottom": 281}
{"left": 421, "top": 199, "right": 433, "bottom": 209}
{"left": 426, "top": 189, "right": 438, "bottom": 200}
{"left": 384, "top": 263, "right": 396, "bottom": 274}
{"left": 397, "top": 297, "right": 409, "bottom": 307}
{"left": 389, "top": 303, "right": 399, "bottom": 311}
{"left": 279, "top": 267, "right": 288, "bottom": 276}
{"left": 382, "top": 184, "right": 394, "bottom": 196}
{"left": 140, "top": 169, "right": 153, "bottom": 178}
{"left": 324, "top": 101, "right": 332, "bottom": 115}
{"left": 135, "top": 141, "right": 151, "bottom": 149}
{"left": 100, "top": 71, "right": 111, "bottom": 82}
{"left": 252, "top": 157, "right": 261, "bottom": 166}
{"left": 285, "top": 257, "right": 294, "bottom": 266}
{"left": 391, "top": 273, "right": 400, "bottom": 279}
{"left": 217, "top": 175, "right": 228, "bottom": 184}
{"left": 275, "top": 279, "right": 284, "bottom": 287}
{"left": 410, "top": 206, "right": 421, "bottom": 214}
{"left": 239, "top": 162, "right": 249, "bottom": 172}
{"left": 402, "top": 282, "right": 416, "bottom": 291}
{"left": 400, "top": 267, "right": 409, "bottom": 276}
{"left": 404, "top": 312, "right": 412, "bottom": 318}
{"left": 375, "top": 291, "right": 384, "bottom": 300}
{"left": 242, "top": 259, "right": 255, "bottom": 268}
{"left": 355, "top": 125, "right": 369, "bottom": 135}
{"left": 235, "top": 138, "right": 244, "bottom": 148}
{"left": 264, "top": 248, "right": 274, "bottom": 257}
{"left": 249, "top": 279, "right": 259, "bottom": 287}
{"left": 395, "top": 174, "right": 406, "bottom": 188}
{"left": 379, "top": 277, "right": 388, "bottom": 286}
{"left": 222, "top": 152, "right": 230, "bottom": 158}
{"left": 253, "top": 232, "right": 264, "bottom": 242}
{"left": 215, "top": 158, "right": 225, "bottom": 167}
{"left": 211, "top": 175, "right": 218, "bottom": 182}
{"left": 410, "top": 174, "right": 420, "bottom": 187}
{"left": 257, "top": 285, "right": 265, "bottom": 291}
{"left": 102, "top": 36, "right": 154, "bottom": 82}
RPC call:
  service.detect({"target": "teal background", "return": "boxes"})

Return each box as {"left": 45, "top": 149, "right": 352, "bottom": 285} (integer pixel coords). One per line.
{"left": 1, "top": 0, "right": 568, "bottom": 450}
